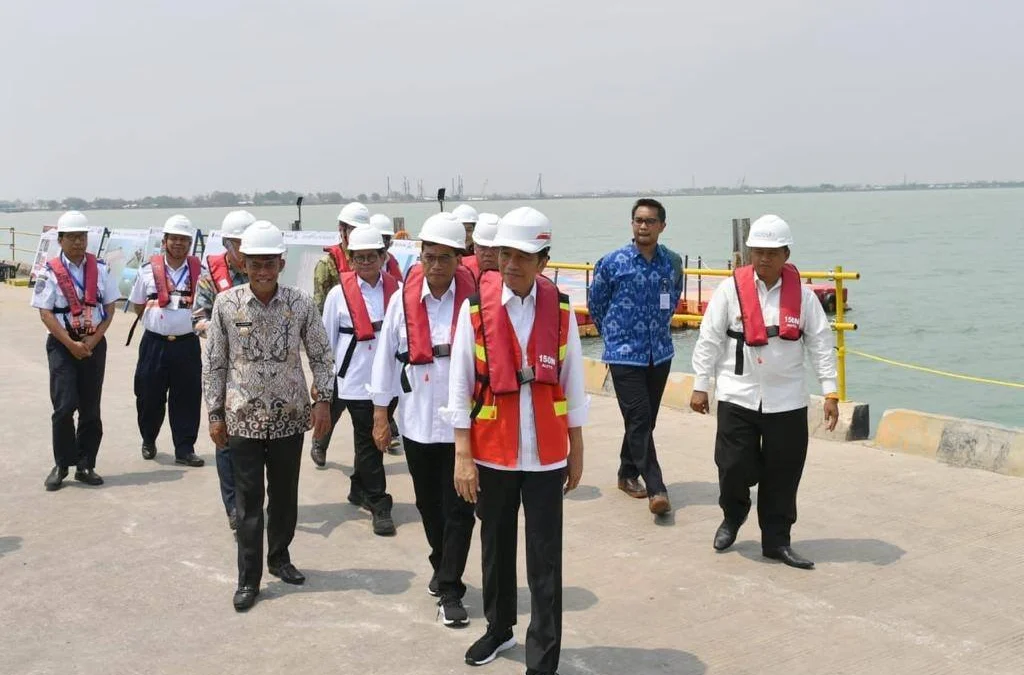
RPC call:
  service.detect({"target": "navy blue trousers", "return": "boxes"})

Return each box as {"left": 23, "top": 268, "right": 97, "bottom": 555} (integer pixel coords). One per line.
{"left": 133, "top": 331, "right": 201, "bottom": 458}
{"left": 47, "top": 335, "right": 106, "bottom": 469}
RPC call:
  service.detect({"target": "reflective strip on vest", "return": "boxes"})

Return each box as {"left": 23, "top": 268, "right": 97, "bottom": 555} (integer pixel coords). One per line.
{"left": 553, "top": 400, "right": 568, "bottom": 416}
{"left": 474, "top": 343, "right": 487, "bottom": 362}
{"left": 476, "top": 403, "right": 497, "bottom": 420}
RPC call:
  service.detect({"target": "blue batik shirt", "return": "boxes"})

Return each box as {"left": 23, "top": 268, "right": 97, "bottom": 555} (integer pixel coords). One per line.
{"left": 587, "top": 242, "right": 684, "bottom": 367}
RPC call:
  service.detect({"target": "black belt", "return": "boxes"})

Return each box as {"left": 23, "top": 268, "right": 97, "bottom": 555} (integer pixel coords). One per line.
{"left": 395, "top": 345, "right": 452, "bottom": 392}
{"left": 145, "top": 330, "right": 197, "bottom": 343}
{"left": 338, "top": 321, "right": 383, "bottom": 335}
{"left": 726, "top": 327, "right": 779, "bottom": 375}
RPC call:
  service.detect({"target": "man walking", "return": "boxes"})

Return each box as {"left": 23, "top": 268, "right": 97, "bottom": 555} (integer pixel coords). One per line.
{"left": 460, "top": 213, "right": 500, "bottom": 280}
{"left": 129, "top": 214, "right": 204, "bottom": 467}
{"left": 690, "top": 214, "right": 838, "bottom": 570}
{"left": 32, "top": 211, "right": 119, "bottom": 490}
{"left": 447, "top": 207, "right": 588, "bottom": 675}
{"left": 370, "top": 212, "right": 477, "bottom": 626}
{"left": 588, "top": 198, "right": 682, "bottom": 516}
{"left": 203, "top": 220, "right": 334, "bottom": 611}
{"left": 194, "top": 209, "right": 256, "bottom": 531}
{"left": 313, "top": 202, "right": 371, "bottom": 313}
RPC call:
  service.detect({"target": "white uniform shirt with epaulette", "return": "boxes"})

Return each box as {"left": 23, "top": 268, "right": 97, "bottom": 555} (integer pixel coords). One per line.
{"left": 31, "top": 253, "right": 120, "bottom": 333}
{"left": 128, "top": 258, "right": 197, "bottom": 337}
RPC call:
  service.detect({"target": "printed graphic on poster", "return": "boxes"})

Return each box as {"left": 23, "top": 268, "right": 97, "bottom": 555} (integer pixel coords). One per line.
{"left": 388, "top": 239, "right": 421, "bottom": 276}
{"left": 29, "top": 226, "right": 58, "bottom": 283}
{"left": 102, "top": 229, "right": 154, "bottom": 299}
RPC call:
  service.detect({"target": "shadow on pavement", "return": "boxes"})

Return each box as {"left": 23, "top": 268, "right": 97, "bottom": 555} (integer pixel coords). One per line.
{"left": 566, "top": 485, "right": 602, "bottom": 502}
{"left": 733, "top": 538, "right": 906, "bottom": 566}
{"left": 264, "top": 567, "right": 415, "bottom": 599}
{"left": 103, "top": 469, "right": 186, "bottom": 487}
{"left": 463, "top": 584, "right": 599, "bottom": 615}
{"left": 508, "top": 645, "right": 707, "bottom": 674}
{"left": 0, "top": 535, "right": 23, "bottom": 559}
{"left": 296, "top": 501, "right": 422, "bottom": 538}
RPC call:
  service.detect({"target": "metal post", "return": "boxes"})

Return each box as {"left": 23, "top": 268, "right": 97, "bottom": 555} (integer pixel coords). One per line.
{"left": 835, "top": 265, "right": 846, "bottom": 401}
{"left": 697, "top": 256, "right": 703, "bottom": 309}
{"left": 8, "top": 227, "right": 14, "bottom": 262}
{"left": 682, "top": 254, "right": 688, "bottom": 306}
{"left": 584, "top": 263, "right": 591, "bottom": 306}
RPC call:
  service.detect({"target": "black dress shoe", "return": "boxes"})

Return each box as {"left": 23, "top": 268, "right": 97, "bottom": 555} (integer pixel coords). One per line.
{"left": 74, "top": 468, "right": 104, "bottom": 486}
{"left": 763, "top": 545, "right": 815, "bottom": 570}
{"left": 44, "top": 466, "right": 68, "bottom": 492}
{"left": 617, "top": 477, "right": 647, "bottom": 499}
{"left": 233, "top": 585, "right": 259, "bottom": 611}
{"left": 269, "top": 563, "right": 306, "bottom": 585}
{"left": 175, "top": 453, "right": 205, "bottom": 467}
{"left": 310, "top": 442, "right": 327, "bottom": 468}
{"left": 141, "top": 442, "right": 157, "bottom": 460}
{"left": 227, "top": 509, "right": 238, "bottom": 531}
{"left": 713, "top": 517, "right": 745, "bottom": 551}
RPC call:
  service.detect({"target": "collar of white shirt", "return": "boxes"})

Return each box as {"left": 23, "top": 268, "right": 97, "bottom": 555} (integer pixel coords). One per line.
{"left": 755, "top": 272, "right": 783, "bottom": 293}
{"left": 501, "top": 280, "right": 537, "bottom": 307}
{"left": 163, "top": 256, "right": 188, "bottom": 273}
{"left": 419, "top": 275, "right": 456, "bottom": 301}
{"left": 359, "top": 273, "right": 384, "bottom": 291}
{"left": 60, "top": 252, "right": 86, "bottom": 271}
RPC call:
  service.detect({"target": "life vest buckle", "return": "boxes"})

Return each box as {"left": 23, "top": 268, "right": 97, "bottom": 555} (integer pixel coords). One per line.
{"left": 517, "top": 366, "right": 535, "bottom": 385}
{"left": 432, "top": 344, "right": 451, "bottom": 358}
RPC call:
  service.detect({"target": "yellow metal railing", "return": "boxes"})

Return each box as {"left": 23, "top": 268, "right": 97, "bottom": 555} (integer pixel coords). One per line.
{"left": 6, "top": 227, "right": 40, "bottom": 259}
{"left": 548, "top": 261, "right": 861, "bottom": 402}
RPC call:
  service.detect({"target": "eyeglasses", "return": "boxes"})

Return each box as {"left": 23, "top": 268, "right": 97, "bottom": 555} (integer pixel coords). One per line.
{"left": 422, "top": 253, "right": 456, "bottom": 267}
{"left": 351, "top": 254, "right": 380, "bottom": 264}
{"left": 633, "top": 217, "right": 661, "bottom": 226}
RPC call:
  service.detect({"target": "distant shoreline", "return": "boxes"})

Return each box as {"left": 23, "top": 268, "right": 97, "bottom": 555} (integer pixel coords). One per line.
{"left": 3, "top": 181, "right": 1023, "bottom": 213}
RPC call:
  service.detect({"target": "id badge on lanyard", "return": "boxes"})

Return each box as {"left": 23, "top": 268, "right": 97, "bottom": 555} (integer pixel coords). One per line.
{"left": 659, "top": 277, "right": 671, "bottom": 311}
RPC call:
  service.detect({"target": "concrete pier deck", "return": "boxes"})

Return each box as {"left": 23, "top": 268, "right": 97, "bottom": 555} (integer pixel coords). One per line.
{"left": 1, "top": 283, "right": 1022, "bottom": 675}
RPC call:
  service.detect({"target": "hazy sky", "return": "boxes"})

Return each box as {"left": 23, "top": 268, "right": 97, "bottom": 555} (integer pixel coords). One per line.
{"left": 2, "top": 0, "right": 1021, "bottom": 199}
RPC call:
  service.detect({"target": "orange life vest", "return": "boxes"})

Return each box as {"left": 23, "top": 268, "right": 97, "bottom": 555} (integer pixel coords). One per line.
{"left": 469, "top": 274, "right": 571, "bottom": 468}
{"left": 727, "top": 263, "right": 803, "bottom": 375}
{"left": 337, "top": 271, "right": 399, "bottom": 377}
{"left": 397, "top": 263, "right": 475, "bottom": 392}
{"left": 207, "top": 252, "right": 235, "bottom": 292}
{"left": 150, "top": 255, "right": 201, "bottom": 308}
{"left": 324, "top": 244, "right": 351, "bottom": 275}
{"left": 48, "top": 253, "right": 100, "bottom": 335}
{"left": 384, "top": 254, "right": 402, "bottom": 282}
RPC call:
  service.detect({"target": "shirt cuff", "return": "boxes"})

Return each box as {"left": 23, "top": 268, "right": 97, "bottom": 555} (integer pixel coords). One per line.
{"left": 566, "top": 395, "right": 590, "bottom": 428}
{"left": 209, "top": 409, "right": 225, "bottom": 423}
{"left": 820, "top": 379, "right": 838, "bottom": 397}
{"left": 693, "top": 375, "right": 713, "bottom": 392}
{"left": 439, "top": 406, "right": 472, "bottom": 429}
{"left": 370, "top": 392, "right": 394, "bottom": 408}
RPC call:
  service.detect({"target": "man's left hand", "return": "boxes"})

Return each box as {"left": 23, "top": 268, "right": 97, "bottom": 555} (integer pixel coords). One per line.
{"left": 311, "top": 401, "right": 331, "bottom": 439}
{"left": 824, "top": 398, "right": 839, "bottom": 432}
{"left": 564, "top": 430, "right": 584, "bottom": 494}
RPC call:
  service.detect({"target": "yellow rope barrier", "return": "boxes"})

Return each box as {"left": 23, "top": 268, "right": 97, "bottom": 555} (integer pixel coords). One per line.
{"left": 847, "top": 349, "right": 1024, "bottom": 389}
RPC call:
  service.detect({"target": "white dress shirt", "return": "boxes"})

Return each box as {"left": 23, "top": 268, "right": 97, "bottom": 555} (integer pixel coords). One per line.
{"left": 31, "top": 253, "right": 120, "bottom": 331}
{"left": 442, "top": 281, "right": 590, "bottom": 472}
{"left": 369, "top": 276, "right": 459, "bottom": 445}
{"left": 691, "top": 271, "right": 838, "bottom": 413}
{"left": 129, "top": 257, "right": 198, "bottom": 336}
{"left": 322, "top": 273, "right": 390, "bottom": 401}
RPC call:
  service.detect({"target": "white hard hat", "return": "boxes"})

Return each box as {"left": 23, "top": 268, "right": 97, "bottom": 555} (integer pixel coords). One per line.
{"left": 452, "top": 204, "right": 479, "bottom": 224}
{"left": 162, "top": 214, "right": 195, "bottom": 239}
{"left": 239, "top": 220, "right": 286, "bottom": 255}
{"left": 369, "top": 213, "right": 395, "bottom": 236}
{"left": 418, "top": 212, "right": 467, "bottom": 250}
{"left": 472, "top": 213, "right": 500, "bottom": 247}
{"left": 347, "top": 226, "right": 385, "bottom": 252}
{"left": 221, "top": 210, "right": 256, "bottom": 239}
{"left": 493, "top": 207, "right": 552, "bottom": 254}
{"left": 56, "top": 210, "right": 90, "bottom": 233}
{"left": 746, "top": 214, "right": 794, "bottom": 248}
{"left": 337, "top": 202, "right": 371, "bottom": 228}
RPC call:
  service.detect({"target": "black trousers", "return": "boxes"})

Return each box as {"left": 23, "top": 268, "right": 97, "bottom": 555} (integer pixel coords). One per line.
{"left": 404, "top": 438, "right": 475, "bottom": 599}
{"left": 228, "top": 433, "right": 303, "bottom": 588}
{"left": 610, "top": 361, "right": 671, "bottom": 495}
{"left": 320, "top": 394, "right": 390, "bottom": 510}
{"left": 215, "top": 447, "right": 235, "bottom": 515}
{"left": 715, "top": 401, "right": 809, "bottom": 549}
{"left": 477, "top": 465, "right": 565, "bottom": 674}
{"left": 133, "top": 331, "right": 201, "bottom": 458}
{"left": 47, "top": 335, "right": 107, "bottom": 470}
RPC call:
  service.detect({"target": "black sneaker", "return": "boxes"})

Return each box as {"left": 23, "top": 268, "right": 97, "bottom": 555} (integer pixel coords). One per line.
{"left": 427, "top": 571, "right": 440, "bottom": 597}
{"left": 372, "top": 508, "right": 396, "bottom": 536}
{"left": 465, "top": 626, "right": 515, "bottom": 666}
{"left": 438, "top": 596, "right": 470, "bottom": 627}
{"left": 44, "top": 466, "right": 68, "bottom": 492}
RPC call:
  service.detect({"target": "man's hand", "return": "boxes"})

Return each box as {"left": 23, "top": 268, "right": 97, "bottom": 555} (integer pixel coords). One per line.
{"left": 67, "top": 341, "right": 92, "bottom": 360}
{"left": 311, "top": 401, "right": 331, "bottom": 440}
{"left": 564, "top": 429, "right": 584, "bottom": 494}
{"left": 824, "top": 398, "right": 839, "bottom": 432}
{"left": 690, "top": 391, "right": 710, "bottom": 414}
{"left": 372, "top": 407, "right": 392, "bottom": 453}
{"left": 209, "top": 420, "right": 228, "bottom": 448}
{"left": 454, "top": 451, "right": 480, "bottom": 504}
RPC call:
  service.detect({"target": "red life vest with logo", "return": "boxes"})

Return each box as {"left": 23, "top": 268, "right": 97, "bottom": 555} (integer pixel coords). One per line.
{"left": 340, "top": 271, "right": 399, "bottom": 341}
{"left": 383, "top": 254, "right": 402, "bottom": 282}
{"left": 461, "top": 255, "right": 480, "bottom": 281}
{"left": 48, "top": 253, "right": 100, "bottom": 335}
{"left": 728, "top": 263, "right": 802, "bottom": 376}
{"left": 401, "top": 263, "right": 476, "bottom": 366}
{"left": 324, "top": 244, "right": 351, "bottom": 276}
{"left": 150, "top": 255, "right": 201, "bottom": 308}
{"left": 469, "top": 274, "right": 571, "bottom": 468}
{"left": 207, "top": 253, "right": 235, "bottom": 292}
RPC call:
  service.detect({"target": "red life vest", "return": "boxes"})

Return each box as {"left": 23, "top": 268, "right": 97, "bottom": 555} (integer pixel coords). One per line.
{"left": 461, "top": 255, "right": 480, "bottom": 280}
{"left": 336, "top": 271, "right": 398, "bottom": 378}
{"left": 207, "top": 253, "right": 235, "bottom": 292}
{"left": 324, "top": 244, "right": 351, "bottom": 275}
{"left": 150, "top": 255, "right": 201, "bottom": 308}
{"left": 383, "top": 254, "right": 402, "bottom": 282}
{"left": 469, "top": 274, "right": 571, "bottom": 468}
{"left": 48, "top": 253, "right": 100, "bottom": 335}
{"left": 401, "top": 263, "right": 476, "bottom": 366}
{"left": 728, "top": 263, "right": 803, "bottom": 375}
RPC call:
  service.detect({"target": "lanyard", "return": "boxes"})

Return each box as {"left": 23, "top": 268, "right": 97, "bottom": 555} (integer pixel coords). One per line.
{"left": 168, "top": 262, "right": 190, "bottom": 289}
{"left": 62, "top": 253, "right": 86, "bottom": 293}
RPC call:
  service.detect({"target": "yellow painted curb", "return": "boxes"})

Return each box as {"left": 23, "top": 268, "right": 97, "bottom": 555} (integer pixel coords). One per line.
{"left": 874, "top": 409, "right": 946, "bottom": 459}
{"left": 661, "top": 373, "right": 694, "bottom": 410}
{"left": 581, "top": 357, "right": 608, "bottom": 394}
